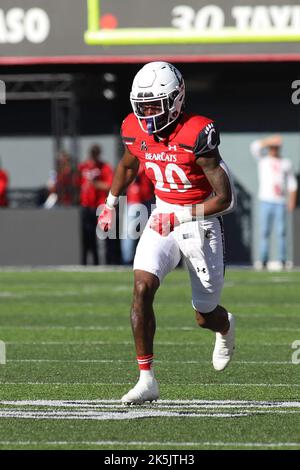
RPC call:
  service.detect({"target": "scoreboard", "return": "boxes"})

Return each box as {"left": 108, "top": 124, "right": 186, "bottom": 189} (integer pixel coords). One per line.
{"left": 1, "top": 0, "right": 300, "bottom": 64}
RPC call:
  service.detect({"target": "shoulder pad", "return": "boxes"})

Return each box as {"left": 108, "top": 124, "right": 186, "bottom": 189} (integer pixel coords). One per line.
{"left": 121, "top": 113, "right": 137, "bottom": 145}
{"left": 194, "top": 121, "right": 220, "bottom": 157}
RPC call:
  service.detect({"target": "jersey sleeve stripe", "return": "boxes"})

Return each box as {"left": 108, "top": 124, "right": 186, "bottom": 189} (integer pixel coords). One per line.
{"left": 179, "top": 143, "right": 193, "bottom": 151}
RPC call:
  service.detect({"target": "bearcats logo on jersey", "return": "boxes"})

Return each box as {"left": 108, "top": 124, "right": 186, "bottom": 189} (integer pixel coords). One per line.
{"left": 193, "top": 121, "right": 220, "bottom": 156}
{"left": 204, "top": 123, "right": 218, "bottom": 150}
{"left": 121, "top": 112, "right": 221, "bottom": 206}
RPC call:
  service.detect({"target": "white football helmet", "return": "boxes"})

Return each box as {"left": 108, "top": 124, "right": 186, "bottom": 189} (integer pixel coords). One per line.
{"left": 130, "top": 61, "right": 185, "bottom": 135}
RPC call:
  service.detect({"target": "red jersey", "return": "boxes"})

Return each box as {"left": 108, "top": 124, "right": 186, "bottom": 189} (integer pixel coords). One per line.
{"left": 78, "top": 160, "right": 113, "bottom": 208}
{"left": 121, "top": 113, "right": 220, "bottom": 206}
{"left": 56, "top": 166, "right": 77, "bottom": 206}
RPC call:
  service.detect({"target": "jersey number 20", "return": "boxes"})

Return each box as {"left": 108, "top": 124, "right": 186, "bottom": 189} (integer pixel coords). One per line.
{"left": 145, "top": 162, "right": 192, "bottom": 193}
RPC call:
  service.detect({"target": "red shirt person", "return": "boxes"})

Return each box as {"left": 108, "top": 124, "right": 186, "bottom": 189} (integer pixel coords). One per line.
{"left": 46, "top": 152, "right": 79, "bottom": 207}
{"left": 56, "top": 152, "right": 78, "bottom": 206}
{"left": 78, "top": 145, "right": 113, "bottom": 209}
{"left": 78, "top": 144, "right": 113, "bottom": 265}
{"left": 0, "top": 163, "right": 9, "bottom": 207}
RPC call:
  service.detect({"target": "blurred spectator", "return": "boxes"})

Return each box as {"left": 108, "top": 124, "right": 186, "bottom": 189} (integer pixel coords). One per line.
{"left": 120, "top": 167, "right": 154, "bottom": 265}
{"left": 0, "top": 159, "right": 9, "bottom": 207}
{"left": 44, "top": 151, "right": 79, "bottom": 208}
{"left": 250, "top": 135, "right": 298, "bottom": 270}
{"left": 56, "top": 152, "right": 79, "bottom": 206}
{"left": 78, "top": 144, "right": 113, "bottom": 265}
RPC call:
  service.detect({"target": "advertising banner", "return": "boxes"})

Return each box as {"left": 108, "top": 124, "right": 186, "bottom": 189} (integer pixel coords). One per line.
{"left": 1, "top": 0, "right": 300, "bottom": 64}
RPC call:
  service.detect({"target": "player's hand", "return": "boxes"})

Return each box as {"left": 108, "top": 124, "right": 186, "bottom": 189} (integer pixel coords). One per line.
{"left": 149, "top": 212, "right": 179, "bottom": 236}
{"left": 97, "top": 205, "right": 115, "bottom": 232}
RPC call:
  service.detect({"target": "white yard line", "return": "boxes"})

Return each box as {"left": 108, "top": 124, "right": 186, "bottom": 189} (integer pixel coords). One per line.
{"left": 0, "top": 409, "right": 299, "bottom": 419}
{"left": 2, "top": 399, "right": 300, "bottom": 407}
{"left": 0, "top": 440, "right": 299, "bottom": 448}
{"left": 0, "top": 399, "right": 300, "bottom": 421}
{"left": 1, "top": 325, "right": 300, "bottom": 331}
{"left": 6, "top": 341, "right": 126, "bottom": 345}
{"left": 5, "top": 359, "right": 296, "bottom": 365}
{"left": 0, "top": 410, "right": 249, "bottom": 419}
{"left": 1, "top": 440, "right": 300, "bottom": 448}
{"left": 0, "top": 382, "right": 300, "bottom": 387}
{"left": 5, "top": 341, "right": 290, "bottom": 347}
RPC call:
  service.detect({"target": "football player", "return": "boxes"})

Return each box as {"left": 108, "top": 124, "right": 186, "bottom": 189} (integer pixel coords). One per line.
{"left": 98, "top": 62, "right": 236, "bottom": 405}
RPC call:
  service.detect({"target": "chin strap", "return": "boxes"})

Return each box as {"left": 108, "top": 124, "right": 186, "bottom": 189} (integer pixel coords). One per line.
{"left": 146, "top": 118, "right": 154, "bottom": 135}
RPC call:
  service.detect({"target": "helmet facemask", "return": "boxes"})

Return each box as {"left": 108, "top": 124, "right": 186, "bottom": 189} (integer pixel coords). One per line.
{"left": 131, "top": 95, "right": 169, "bottom": 135}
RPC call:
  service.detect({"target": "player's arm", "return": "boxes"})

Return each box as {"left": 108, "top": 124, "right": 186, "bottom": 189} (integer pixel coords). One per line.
{"left": 286, "top": 162, "right": 298, "bottom": 212}
{"left": 98, "top": 147, "right": 139, "bottom": 231}
{"left": 95, "top": 149, "right": 139, "bottom": 194}
{"left": 110, "top": 147, "right": 140, "bottom": 198}
{"left": 192, "top": 121, "right": 235, "bottom": 218}
{"left": 261, "top": 135, "right": 282, "bottom": 148}
{"left": 195, "top": 148, "right": 233, "bottom": 217}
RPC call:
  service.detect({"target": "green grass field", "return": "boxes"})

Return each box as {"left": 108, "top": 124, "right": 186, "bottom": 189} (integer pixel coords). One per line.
{"left": 0, "top": 268, "right": 300, "bottom": 450}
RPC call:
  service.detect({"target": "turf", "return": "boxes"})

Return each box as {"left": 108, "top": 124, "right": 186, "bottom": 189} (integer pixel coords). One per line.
{"left": 0, "top": 268, "right": 300, "bottom": 450}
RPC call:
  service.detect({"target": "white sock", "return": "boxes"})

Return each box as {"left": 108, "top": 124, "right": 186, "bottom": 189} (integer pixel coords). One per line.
{"left": 139, "top": 369, "right": 155, "bottom": 382}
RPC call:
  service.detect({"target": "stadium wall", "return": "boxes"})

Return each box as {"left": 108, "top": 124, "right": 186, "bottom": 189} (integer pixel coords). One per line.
{"left": 0, "top": 208, "right": 81, "bottom": 265}
{"left": 0, "top": 135, "right": 117, "bottom": 189}
{"left": 0, "top": 132, "right": 298, "bottom": 265}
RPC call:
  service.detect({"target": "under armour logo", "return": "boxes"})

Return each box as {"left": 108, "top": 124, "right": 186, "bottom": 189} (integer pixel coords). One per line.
{"left": 168, "top": 144, "right": 177, "bottom": 151}
{"left": 197, "top": 267, "right": 206, "bottom": 274}
{"left": 204, "top": 123, "right": 217, "bottom": 150}
{"left": 141, "top": 141, "right": 147, "bottom": 151}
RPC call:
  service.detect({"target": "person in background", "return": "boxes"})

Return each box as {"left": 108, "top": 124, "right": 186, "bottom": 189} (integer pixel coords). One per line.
{"left": 250, "top": 135, "right": 298, "bottom": 270}
{"left": 55, "top": 152, "right": 79, "bottom": 206}
{"left": 0, "top": 159, "right": 9, "bottom": 207}
{"left": 120, "top": 166, "right": 154, "bottom": 265}
{"left": 78, "top": 144, "right": 113, "bottom": 265}
{"left": 44, "top": 151, "right": 79, "bottom": 209}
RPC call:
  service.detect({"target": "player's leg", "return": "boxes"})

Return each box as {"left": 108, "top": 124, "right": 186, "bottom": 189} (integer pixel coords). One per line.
{"left": 195, "top": 306, "right": 235, "bottom": 371}
{"left": 175, "top": 217, "right": 235, "bottom": 371}
{"left": 121, "top": 270, "right": 160, "bottom": 405}
{"left": 121, "top": 215, "right": 181, "bottom": 404}
{"left": 131, "top": 269, "right": 159, "bottom": 358}
{"left": 195, "top": 305, "right": 229, "bottom": 333}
